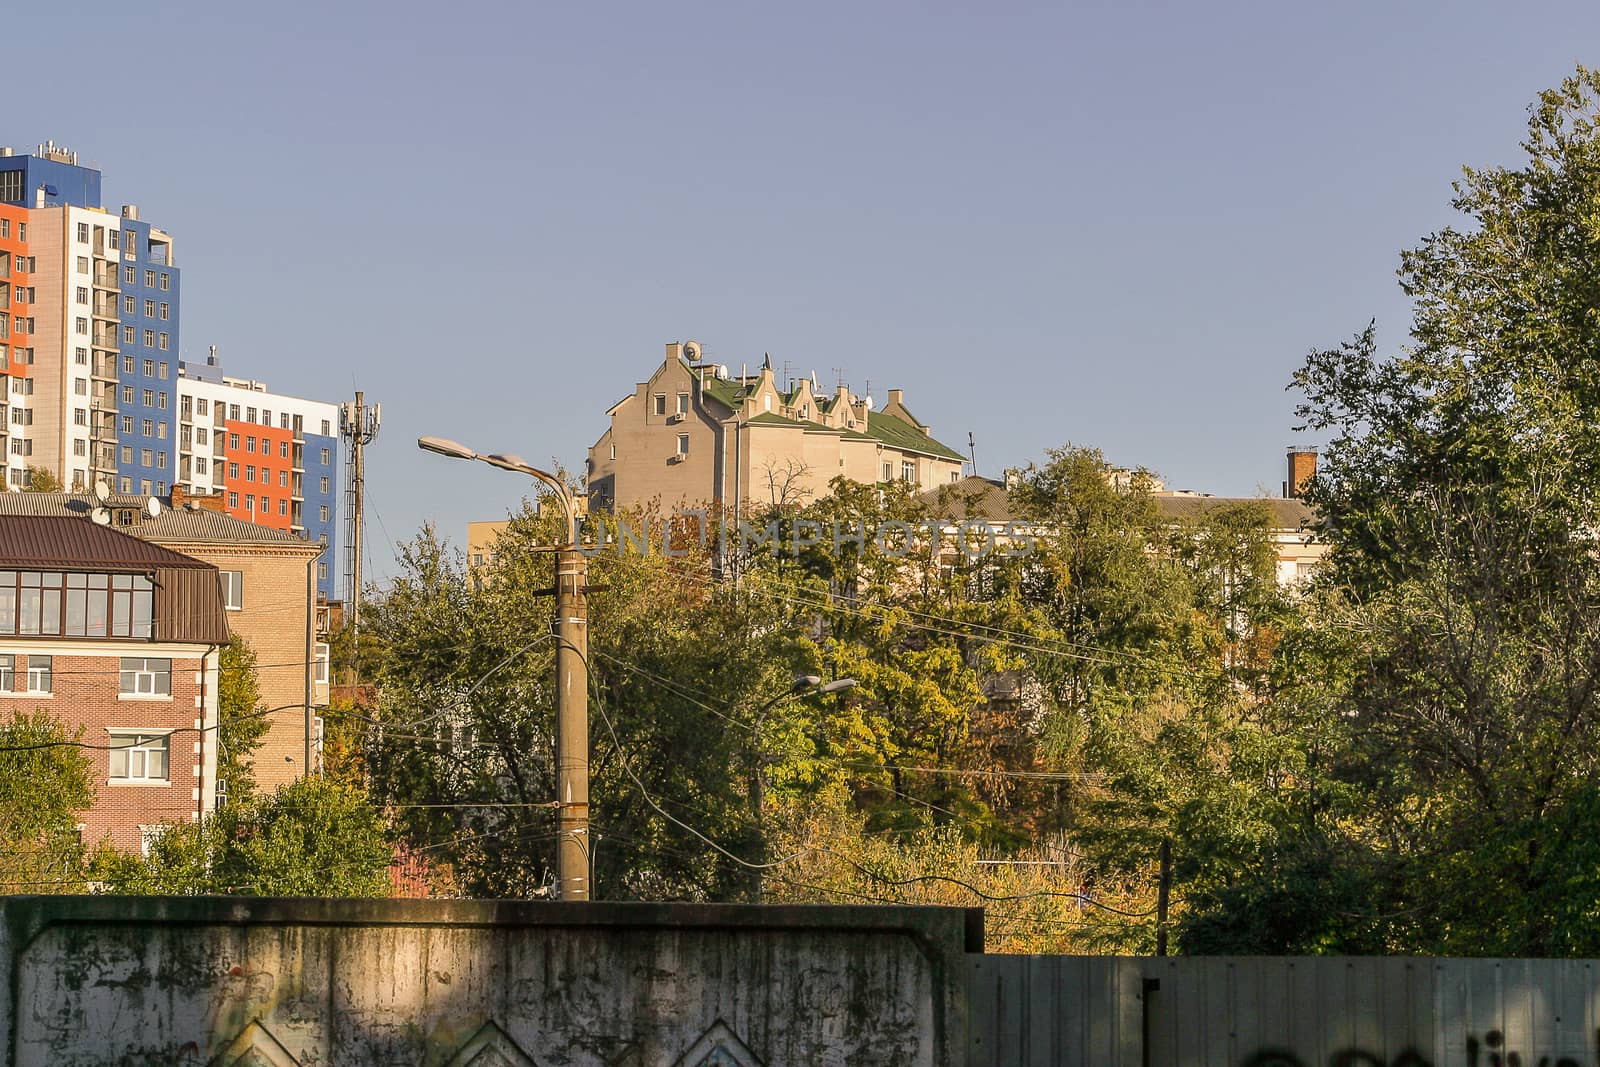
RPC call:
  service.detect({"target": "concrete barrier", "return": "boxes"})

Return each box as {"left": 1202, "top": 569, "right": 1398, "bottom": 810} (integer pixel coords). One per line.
{"left": 0, "top": 896, "right": 980, "bottom": 1066}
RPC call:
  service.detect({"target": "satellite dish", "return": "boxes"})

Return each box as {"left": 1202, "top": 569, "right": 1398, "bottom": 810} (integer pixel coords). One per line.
{"left": 91, "top": 507, "right": 111, "bottom": 526}
{"left": 145, "top": 497, "right": 162, "bottom": 518}
{"left": 93, "top": 480, "right": 111, "bottom": 503}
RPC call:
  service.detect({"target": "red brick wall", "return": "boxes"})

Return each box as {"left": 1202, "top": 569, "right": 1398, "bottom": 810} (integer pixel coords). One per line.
{"left": 0, "top": 645, "right": 210, "bottom": 855}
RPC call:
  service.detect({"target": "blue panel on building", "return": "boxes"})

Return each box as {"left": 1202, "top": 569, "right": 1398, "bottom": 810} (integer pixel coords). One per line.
{"left": 115, "top": 219, "right": 180, "bottom": 496}
{"left": 0, "top": 155, "right": 102, "bottom": 209}
{"left": 302, "top": 432, "right": 340, "bottom": 599}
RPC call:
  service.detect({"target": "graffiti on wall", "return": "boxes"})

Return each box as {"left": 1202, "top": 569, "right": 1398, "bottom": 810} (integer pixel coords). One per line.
{"left": 1242, "top": 1031, "right": 1600, "bottom": 1067}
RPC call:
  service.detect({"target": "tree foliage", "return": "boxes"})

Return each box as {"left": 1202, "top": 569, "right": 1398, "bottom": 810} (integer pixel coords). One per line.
{"left": 217, "top": 635, "right": 268, "bottom": 805}
{"left": 0, "top": 710, "right": 93, "bottom": 894}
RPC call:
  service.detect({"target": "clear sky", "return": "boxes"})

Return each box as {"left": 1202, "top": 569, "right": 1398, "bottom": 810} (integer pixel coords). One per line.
{"left": 9, "top": 1, "right": 1597, "bottom": 583}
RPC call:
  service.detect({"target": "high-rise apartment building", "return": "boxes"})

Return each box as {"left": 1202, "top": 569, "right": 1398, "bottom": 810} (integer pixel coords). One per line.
{"left": 0, "top": 141, "right": 340, "bottom": 598}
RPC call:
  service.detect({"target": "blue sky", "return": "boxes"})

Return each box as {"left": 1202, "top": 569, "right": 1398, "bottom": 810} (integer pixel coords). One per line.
{"left": 9, "top": 1, "right": 1596, "bottom": 582}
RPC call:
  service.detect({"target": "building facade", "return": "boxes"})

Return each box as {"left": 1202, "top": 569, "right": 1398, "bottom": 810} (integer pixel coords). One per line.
{"left": 0, "top": 142, "right": 341, "bottom": 599}
{"left": 0, "top": 491, "right": 331, "bottom": 799}
{"left": 587, "top": 340, "right": 965, "bottom": 513}
{"left": 0, "top": 515, "right": 228, "bottom": 854}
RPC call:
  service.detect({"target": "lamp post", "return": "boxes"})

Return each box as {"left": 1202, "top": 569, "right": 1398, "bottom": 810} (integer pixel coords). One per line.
{"left": 418, "top": 436, "right": 590, "bottom": 901}
{"left": 747, "top": 674, "right": 857, "bottom": 902}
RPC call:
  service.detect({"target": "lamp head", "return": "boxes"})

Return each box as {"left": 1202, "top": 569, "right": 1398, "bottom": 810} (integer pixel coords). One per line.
{"left": 417, "top": 436, "right": 478, "bottom": 461}
{"left": 818, "top": 678, "right": 858, "bottom": 694}
{"left": 791, "top": 674, "right": 823, "bottom": 693}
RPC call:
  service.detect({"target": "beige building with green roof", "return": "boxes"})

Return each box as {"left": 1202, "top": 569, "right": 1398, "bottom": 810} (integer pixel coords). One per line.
{"left": 585, "top": 341, "right": 966, "bottom": 513}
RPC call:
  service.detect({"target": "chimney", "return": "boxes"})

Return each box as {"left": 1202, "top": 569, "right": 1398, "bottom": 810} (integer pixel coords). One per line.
{"left": 886, "top": 388, "right": 904, "bottom": 408}
{"left": 1285, "top": 446, "right": 1318, "bottom": 498}
{"left": 170, "top": 484, "right": 187, "bottom": 510}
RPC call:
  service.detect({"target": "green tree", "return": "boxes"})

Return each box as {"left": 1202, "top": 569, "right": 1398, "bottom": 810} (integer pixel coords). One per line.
{"left": 217, "top": 635, "right": 268, "bottom": 805}
{"left": 97, "top": 776, "right": 392, "bottom": 896}
{"left": 0, "top": 710, "right": 93, "bottom": 894}
{"left": 1182, "top": 67, "right": 1600, "bottom": 955}
{"left": 22, "top": 466, "right": 63, "bottom": 492}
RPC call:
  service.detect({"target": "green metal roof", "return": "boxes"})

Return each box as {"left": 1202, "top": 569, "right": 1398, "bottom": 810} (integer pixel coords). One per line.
{"left": 865, "top": 411, "right": 965, "bottom": 461}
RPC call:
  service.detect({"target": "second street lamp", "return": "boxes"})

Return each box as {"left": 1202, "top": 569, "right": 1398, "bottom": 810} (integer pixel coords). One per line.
{"left": 417, "top": 435, "right": 590, "bottom": 901}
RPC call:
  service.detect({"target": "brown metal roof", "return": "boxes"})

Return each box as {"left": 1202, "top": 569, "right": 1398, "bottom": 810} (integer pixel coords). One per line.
{"left": 0, "top": 516, "right": 216, "bottom": 569}
{"left": 0, "top": 493, "right": 319, "bottom": 549}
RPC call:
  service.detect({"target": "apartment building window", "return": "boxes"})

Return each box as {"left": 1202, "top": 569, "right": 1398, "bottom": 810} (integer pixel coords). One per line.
{"left": 75, "top": 286, "right": 87, "bottom": 305}
{"left": 140, "top": 480, "right": 152, "bottom": 495}
{"left": 121, "top": 416, "right": 133, "bottom": 434}
{"left": 121, "top": 325, "right": 135, "bottom": 343}
{"left": 281, "top": 442, "right": 290, "bottom": 459}
{"left": 0, "top": 219, "right": 7, "bottom": 238}
{"left": 320, "top": 419, "right": 331, "bottom": 435}
{"left": 197, "top": 427, "right": 207, "bottom": 445}
{"left": 159, "top": 273, "right": 169, "bottom": 291}
{"left": 142, "top": 389, "right": 154, "bottom": 407}
{"left": 314, "top": 643, "right": 330, "bottom": 685}
{"left": 74, "top": 409, "right": 87, "bottom": 426}
{"left": 74, "top": 347, "right": 86, "bottom": 365}
{"left": 245, "top": 466, "right": 256, "bottom": 482}
{"left": 197, "top": 398, "right": 208, "bottom": 416}
{"left": 141, "top": 449, "right": 153, "bottom": 466}
{"left": 676, "top": 433, "right": 690, "bottom": 456}
{"left": 653, "top": 394, "right": 666, "bottom": 416}
{"left": 25, "top": 656, "right": 51, "bottom": 694}
{"left": 246, "top": 407, "right": 256, "bottom": 423}
{"left": 280, "top": 413, "right": 290, "bottom": 430}
{"left": 0, "top": 654, "right": 11, "bottom": 691}
{"left": 901, "top": 460, "right": 916, "bottom": 482}
{"left": 109, "top": 732, "right": 169, "bottom": 781}
{"left": 121, "top": 355, "right": 133, "bottom": 373}
{"left": 279, "top": 471, "right": 288, "bottom": 488}
{"left": 75, "top": 317, "right": 88, "bottom": 335}
{"left": 262, "top": 410, "right": 272, "bottom": 426}
{"left": 124, "top": 296, "right": 136, "bottom": 314}
{"left": 122, "top": 386, "right": 134, "bottom": 404}
{"left": 158, "top": 333, "right": 169, "bottom": 351}
{"left": 142, "top": 419, "right": 155, "bottom": 437}
{"left": 119, "top": 477, "right": 132, "bottom": 493}
{"left": 119, "top": 657, "right": 172, "bottom": 697}
{"left": 124, "top": 266, "right": 136, "bottom": 284}
{"left": 246, "top": 495, "right": 255, "bottom": 512}
{"left": 107, "top": 230, "right": 119, "bottom": 251}
{"left": 195, "top": 457, "right": 207, "bottom": 475}
{"left": 141, "top": 359, "right": 153, "bottom": 377}
{"left": 76, "top": 222, "right": 88, "bottom": 243}
{"left": 319, "top": 448, "right": 330, "bottom": 465}
{"left": 143, "top": 329, "right": 155, "bottom": 347}
{"left": 228, "top": 492, "right": 238, "bottom": 507}
{"left": 319, "top": 476, "right": 329, "bottom": 493}
{"left": 676, "top": 393, "right": 689, "bottom": 415}
{"left": 157, "top": 422, "right": 167, "bottom": 440}
{"left": 229, "top": 404, "right": 239, "bottom": 420}
{"left": 220, "top": 571, "right": 243, "bottom": 610}
{"left": 228, "top": 433, "right": 239, "bottom": 450}
{"left": 120, "top": 446, "right": 133, "bottom": 463}
{"left": 279, "top": 499, "right": 287, "bottom": 516}
{"left": 144, "top": 299, "right": 155, "bottom": 317}
{"left": 318, "top": 562, "right": 329, "bottom": 581}
{"left": 245, "top": 436, "right": 256, "bottom": 453}
{"left": 157, "top": 392, "right": 167, "bottom": 410}
{"left": 228, "top": 462, "right": 239, "bottom": 478}
{"left": 74, "top": 378, "right": 86, "bottom": 396}
{"left": 319, "top": 505, "right": 329, "bottom": 522}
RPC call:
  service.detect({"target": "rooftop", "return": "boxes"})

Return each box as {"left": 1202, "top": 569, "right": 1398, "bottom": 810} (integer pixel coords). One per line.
{"left": 0, "top": 516, "right": 215, "bottom": 569}
{"left": 0, "top": 493, "right": 323, "bottom": 550}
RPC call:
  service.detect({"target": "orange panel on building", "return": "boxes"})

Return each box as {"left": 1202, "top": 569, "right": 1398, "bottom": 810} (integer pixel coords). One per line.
{"left": 221, "top": 419, "right": 294, "bottom": 530}
{"left": 0, "top": 203, "right": 31, "bottom": 381}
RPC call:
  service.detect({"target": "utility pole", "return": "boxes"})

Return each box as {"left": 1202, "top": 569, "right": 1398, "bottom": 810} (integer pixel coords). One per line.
{"left": 339, "top": 392, "right": 380, "bottom": 684}
{"left": 554, "top": 545, "right": 590, "bottom": 901}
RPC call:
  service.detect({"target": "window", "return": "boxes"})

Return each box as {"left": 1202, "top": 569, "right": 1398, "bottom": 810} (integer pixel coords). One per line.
{"left": 76, "top": 222, "right": 88, "bottom": 243}
{"left": 144, "top": 299, "right": 156, "bottom": 317}
{"left": 124, "top": 266, "right": 136, "bottom": 284}
{"left": 122, "top": 386, "right": 134, "bottom": 404}
{"left": 228, "top": 462, "right": 239, "bottom": 478}
{"left": 229, "top": 404, "right": 239, "bottom": 421}
{"left": 75, "top": 286, "right": 88, "bottom": 305}
{"left": 158, "top": 362, "right": 167, "bottom": 379}
{"left": 159, "top": 273, "right": 169, "bottom": 291}
{"left": 319, "top": 476, "right": 329, "bottom": 493}
{"left": 319, "top": 448, "right": 330, "bottom": 465}
{"left": 74, "top": 316, "right": 87, "bottom": 335}
{"left": 195, "top": 456, "right": 207, "bottom": 475}
{"left": 279, "top": 499, "right": 287, "bottom": 516}
{"left": 280, "top": 442, "right": 289, "bottom": 459}
{"left": 142, "top": 419, "right": 153, "bottom": 437}
{"left": 119, "top": 657, "right": 172, "bottom": 696}
{"left": 245, "top": 466, "right": 255, "bottom": 482}
{"left": 197, "top": 398, "right": 207, "bottom": 416}
{"left": 124, "top": 296, "right": 136, "bottom": 314}
{"left": 123, "top": 354, "right": 135, "bottom": 373}
{"left": 123, "top": 325, "right": 136, "bottom": 343}
{"left": 228, "top": 433, "right": 239, "bottom": 450}
{"left": 246, "top": 407, "right": 256, "bottom": 423}
{"left": 279, "top": 471, "right": 288, "bottom": 487}
{"left": 228, "top": 492, "right": 239, "bottom": 507}
{"left": 246, "top": 436, "right": 256, "bottom": 453}
{"left": 109, "top": 732, "right": 169, "bottom": 781}
{"left": 156, "top": 422, "right": 167, "bottom": 440}
{"left": 74, "top": 408, "right": 87, "bottom": 426}
{"left": 140, "top": 449, "right": 153, "bottom": 466}
{"left": 121, "top": 416, "right": 133, "bottom": 434}
{"left": 145, "top": 269, "right": 156, "bottom": 288}
{"left": 143, "top": 329, "right": 155, "bottom": 347}
{"left": 158, "top": 333, "right": 169, "bottom": 350}
{"left": 142, "top": 389, "right": 154, "bottom": 407}
{"left": 653, "top": 394, "right": 666, "bottom": 416}
{"left": 676, "top": 392, "right": 689, "bottom": 415}
{"left": 25, "top": 655, "right": 50, "bottom": 694}
{"left": 75, "top": 347, "right": 87, "bottom": 365}
{"left": 157, "top": 392, "right": 168, "bottom": 410}
{"left": 318, "top": 561, "right": 329, "bottom": 581}
{"left": 882, "top": 462, "right": 893, "bottom": 481}
{"left": 901, "top": 460, "right": 916, "bottom": 482}
{"left": 0, "top": 654, "right": 11, "bottom": 691}
{"left": 319, "top": 505, "right": 329, "bottom": 522}
{"left": 609, "top": 443, "right": 616, "bottom": 460}
{"left": 320, "top": 419, "right": 331, "bottom": 436}
{"left": 219, "top": 566, "right": 243, "bottom": 607}
{"left": 74, "top": 378, "right": 86, "bottom": 396}
{"left": 676, "top": 433, "right": 690, "bottom": 456}
{"left": 139, "top": 825, "right": 167, "bottom": 856}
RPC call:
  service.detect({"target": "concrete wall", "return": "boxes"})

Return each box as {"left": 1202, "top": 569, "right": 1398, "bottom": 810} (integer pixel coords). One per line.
{"left": 0, "top": 897, "right": 977, "bottom": 1066}
{"left": 970, "top": 954, "right": 1600, "bottom": 1067}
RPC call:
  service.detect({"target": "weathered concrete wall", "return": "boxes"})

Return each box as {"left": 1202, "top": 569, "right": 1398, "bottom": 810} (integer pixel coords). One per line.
{"left": 969, "top": 954, "right": 1600, "bottom": 1067}
{"left": 0, "top": 897, "right": 978, "bottom": 1067}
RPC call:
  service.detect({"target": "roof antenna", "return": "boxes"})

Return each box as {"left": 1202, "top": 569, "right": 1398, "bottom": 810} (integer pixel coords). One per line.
{"left": 968, "top": 431, "right": 977, "bottom": 477}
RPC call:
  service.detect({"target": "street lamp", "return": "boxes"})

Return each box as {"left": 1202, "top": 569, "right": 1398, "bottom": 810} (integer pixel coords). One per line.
{"left": 417, "top": 435, "right": 590, "bottom": 901}
{"left": 747, "top": 674, "right": 858, "bottom": 902}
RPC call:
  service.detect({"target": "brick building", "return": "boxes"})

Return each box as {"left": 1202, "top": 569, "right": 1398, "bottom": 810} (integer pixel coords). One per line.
{"left": 0, "top": 490, "right": 329, "bottom": 794}
{"left": 0, "top": 516, "right": 228, "bottom": 853}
